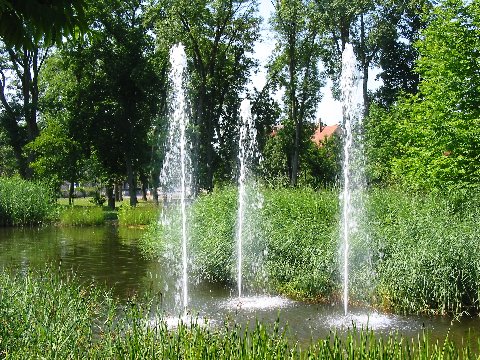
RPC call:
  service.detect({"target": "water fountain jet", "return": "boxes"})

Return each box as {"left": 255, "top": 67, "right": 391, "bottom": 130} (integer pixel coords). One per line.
{"left": 236, "top": 98, "right": 263, "bottom": 298}
{"left": 160, "top": 43, "right": 192, "bottom": 316}
{"left": 340, "top": 43, "right": 365, "bottom": 316}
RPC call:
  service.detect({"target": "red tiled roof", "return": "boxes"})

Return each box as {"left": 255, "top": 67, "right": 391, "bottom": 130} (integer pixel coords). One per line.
{"left": 312, "top": 124, "right": 340, "bottom": 146}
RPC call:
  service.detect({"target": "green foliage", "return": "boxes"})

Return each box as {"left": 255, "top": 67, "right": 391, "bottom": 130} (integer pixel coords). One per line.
{"left": 262, "top": 127, "right": 341, "bottom": 189}
{"left": 0, "top": 177, "right": 57, "bottom": 226}
{"left": 138, "top": 220, "right": 164, "bottom": 259}
{"left": 365, "top": 0, "right": 480, "bottom": 190}
{"left": 25, "top": 115, "right": 83, "bottom": 191}
{"left": 0, "top": 0, "right": 87, "bottom": 49}
{"left": 142, "top": 186, "right": 480, "bottom": 315}
{"left": 0, "top": 126, "right": 17, "bottom": 176}
{"left": 59, "top": 206, "right": 105, "bottom": 226}
{"left": 190, "top": 186, "right": 238, "bottom": 284}
{"left": 0, "top": 268, "right": 103, "bottom": 358}
{"left": 268, "top": 0, "right": 325, "bottom": 185}
{"left": 303, "top": 134, "right": 341, "bottom": 188}
{"left": 150, "top": 0, "right": 261, "bottom": 191}
{"left": 90, "top": 192, "right": 106, "bottom": 206}
{"left": 117, "top": 204, "right": 160, "bottom": 227}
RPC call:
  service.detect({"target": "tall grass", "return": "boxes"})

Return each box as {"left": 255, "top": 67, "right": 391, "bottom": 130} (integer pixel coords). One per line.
{"left": 0, "top": 268, "right": 477, "bottom": 359}
{"left": 0, "top": 177, "right": 57, "bottom": 226}
{"left": 367, "top": 188, "right": 480, "bottom": 315}
{"left": 140, "top": 186, "right": 480, "bottom": 315}
{"left": 118, "top": 204, "right": 160, "bottom": 227}
{"left": 58, "top": 206, "right": 106, "bottom": 226}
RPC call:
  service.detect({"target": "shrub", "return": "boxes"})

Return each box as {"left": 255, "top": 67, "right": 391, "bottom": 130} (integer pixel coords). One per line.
{"left": 0, "top": 177, "right": 57, "bottom": 226}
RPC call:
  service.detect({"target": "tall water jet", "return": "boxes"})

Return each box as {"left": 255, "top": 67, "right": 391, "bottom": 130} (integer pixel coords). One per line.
{"left": 160, "top": 43, "right": 192, "bottom": 314}
{"left": 236, "top": 98, "right": 263, "bottom": 298}
{"left": 340, "top": 43, "right": 365, "bottom": 316}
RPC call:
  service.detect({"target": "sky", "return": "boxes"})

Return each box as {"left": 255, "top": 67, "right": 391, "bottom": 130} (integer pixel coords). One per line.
{"left": 249, "top": 0, "right": 381, "bottom": 126}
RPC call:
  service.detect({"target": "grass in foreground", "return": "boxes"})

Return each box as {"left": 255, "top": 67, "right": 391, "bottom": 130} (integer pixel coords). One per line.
{"left": 0, "top": 268, "right": 479, "bottom": 359}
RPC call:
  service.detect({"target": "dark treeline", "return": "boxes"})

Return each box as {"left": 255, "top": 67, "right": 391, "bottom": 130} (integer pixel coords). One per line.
{"left": 0, "top": 0, "right": 478, "bottom": 205}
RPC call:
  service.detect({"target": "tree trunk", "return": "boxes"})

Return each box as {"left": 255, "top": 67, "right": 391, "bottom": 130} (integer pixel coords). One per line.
{"left": 68, "top": 181, "right": 75, "bottom": 206}
{"left": 360, "top": 13, "right": 370, "bottom": 117}
{"left": 126, "top": 158, "right": 137, "bottom": 207}
{"left": 288, "top": 31, "right": 299, "bottom": 187}
{"left": 106, "top": 183, "right": 115, "bottom": 209}
{"left": 114, "top": 183, "right": 121, "bottom": 201}
{"left": 141, "top": 180, "right": 147, "bottom": 202}
{"left": 153, "top": 186, "right": 159, "bottom": 205}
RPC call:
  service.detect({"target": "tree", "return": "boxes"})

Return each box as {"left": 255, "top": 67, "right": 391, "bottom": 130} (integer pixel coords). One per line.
{"left": 150, "top": 0, "right": 261, "bottom": 191}
{"left": 269, "top": 0, "right": 324, "bottom": 186}
{"left": 0, "top": 0, "right": 86, "bottom": 48}
{"left": 373, "top": 0, "right": 430, "bottom": 107}
{"left": 0, "top": 38, "right": 50, "bottom": 177}
{"left": 365, "top": 0, "right": 480, "bottom": 190}
{"left": 38, "top": 0, "right": 162, "bottom": 206}
{"left": 314, "top": 0, "right": 428, "bottom": 116}
{"left": 0, "top": 121, "right": 17, "bottom": 176}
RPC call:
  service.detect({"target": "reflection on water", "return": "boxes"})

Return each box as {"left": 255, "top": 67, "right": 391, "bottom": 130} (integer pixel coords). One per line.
{"left": 0, "top": 225, "right": 150, "bottom": 299}
{"left": 0, "top": 224, "right": 479, "bottom": 347}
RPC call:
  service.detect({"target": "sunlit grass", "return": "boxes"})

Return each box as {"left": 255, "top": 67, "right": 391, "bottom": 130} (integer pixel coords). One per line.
{"left": 58, "top": 206, "right": 106, "bottom": 226}
{"left": 0, "top": 177, "right": 57, "bottom": 226}
{"left": 117, "top": 204, "right": 160, "bottom": 227}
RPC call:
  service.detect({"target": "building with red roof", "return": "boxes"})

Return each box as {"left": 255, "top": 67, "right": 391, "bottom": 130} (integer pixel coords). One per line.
{"left": 311, "top": 124, "right": 340, "bottom": 146}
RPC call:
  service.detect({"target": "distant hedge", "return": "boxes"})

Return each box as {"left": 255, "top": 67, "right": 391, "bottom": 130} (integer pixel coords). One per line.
{"left": 0, "top": 177, "right": 57, "bottom": 226}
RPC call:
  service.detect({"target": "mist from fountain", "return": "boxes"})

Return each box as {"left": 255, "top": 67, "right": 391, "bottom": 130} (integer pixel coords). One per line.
{"left": 340, "top": 43, "right": 365, "bottom": 316}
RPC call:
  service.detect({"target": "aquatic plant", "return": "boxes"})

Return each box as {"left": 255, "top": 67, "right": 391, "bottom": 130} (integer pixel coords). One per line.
{"left": 0, "top": 177, "right": 57, "bottom": 226}
{"left": 117, "top": 204, "right": 159, "bottom": 227}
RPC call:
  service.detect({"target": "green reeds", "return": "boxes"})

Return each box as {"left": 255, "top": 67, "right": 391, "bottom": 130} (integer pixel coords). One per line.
{"left": 0, "top": 177, "right": 57, "bottom": 226}
{"left": 118, "top": 204, "right": 160, "bottom": 227}
{"left": 59, "top": 206, "right": 105, "bottom": 226}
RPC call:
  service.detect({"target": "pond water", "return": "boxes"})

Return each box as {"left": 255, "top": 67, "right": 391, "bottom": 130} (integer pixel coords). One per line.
{"left": 1, "top": 224, "right": 479, "bottom": 347}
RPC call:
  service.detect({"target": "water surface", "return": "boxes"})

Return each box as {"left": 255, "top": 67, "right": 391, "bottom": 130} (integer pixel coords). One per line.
{"left": 1, "top": 224, "right": 478, "bottom": 347}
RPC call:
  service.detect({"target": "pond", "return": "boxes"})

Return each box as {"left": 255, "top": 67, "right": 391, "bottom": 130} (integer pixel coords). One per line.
{"left": 0, "top": 224, "right": 479, "bottom": 347}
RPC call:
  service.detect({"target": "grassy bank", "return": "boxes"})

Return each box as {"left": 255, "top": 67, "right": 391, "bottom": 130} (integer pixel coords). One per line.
{"left": 141, "top": 186, "right": 480, "bottom": 315}
{"left": 0, "top": 177, "right": 57, "bottom": 226}
{"left": 0, "top": 268, "right": 478, "bottom": 359}
{"left": 56, "top": 199, "right": 160, "bottom": 226}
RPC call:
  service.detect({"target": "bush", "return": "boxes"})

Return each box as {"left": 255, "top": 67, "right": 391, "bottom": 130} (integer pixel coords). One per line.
{"left": 0, "top": 177, "right": 57, "bottom": 226}
{"left": 59, "top": 206, "right": 105, "bottom": 226}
